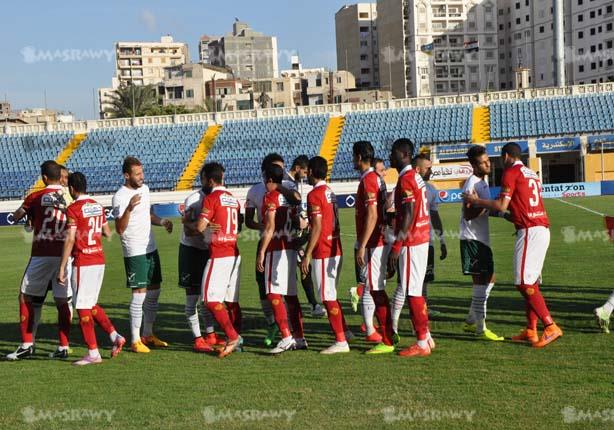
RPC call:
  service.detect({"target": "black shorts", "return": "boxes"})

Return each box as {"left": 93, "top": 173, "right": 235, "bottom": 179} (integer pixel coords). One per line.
{"left": 178, "top": 244, "right": 209, "bottom": 289}
{"left": 460, "top": 240, "right": 494, "bottom": 277}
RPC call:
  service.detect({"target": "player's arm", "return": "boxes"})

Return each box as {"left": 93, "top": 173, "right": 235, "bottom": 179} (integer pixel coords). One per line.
{"left": 389, "top": 198, "right": 414, "bottom": 272}
{"left": 256, "top": 210, "right": 276, "bottom": 272}
{"left": 430, "top": 209, "right": 447, "bottom": 260}
{"left": 12, "top": 206, "right": 27, "bottom": 223}
{"left": 267, "top": 182, "right": 301, "bottom": 206}
{"left": 244, "top": 207, "right": 263, "bottom": 231}
{"left": 57, "top": 220, "right": 77, "bottom": 286}
{"left": 102, "top": 222, "right": 112, "bottom": 239}
{"left": 356, "top": 204, "right": 378, "bottom": 267}
{"left": 114, "top": 194, "right": 141, "bottom": 235}
{"left": 151, "top": 208, "right": 173, "bottom": 233}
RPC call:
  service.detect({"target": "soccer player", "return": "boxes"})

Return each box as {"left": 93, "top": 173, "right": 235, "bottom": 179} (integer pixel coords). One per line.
{"left": 179, "top": 167, "right": 224, "bottom": 352}
{"left": 245, "top": 153, "right": 302, "bottom": 346}
{"left": 301, "top": 156, "right": 350, "bottom": 354}
{"left": 289, "top": 155, "right": 326, "bottom": 318}
{"left": 6, "top": 160, "right": 73, "bottom": 360}
{"left": 388, "top": 139, "right": 434, "bottom": 357}
{"left": 112, "top": 157, "right": 173, "bottom": 353}
{"left": 57, "top": 172, "right": 126, "bottom": 365}
{"left": 594, "top": 292, "right": 614, "bottom": 333}
{"left": 257, "top": 163, "right": 307, "bottom": 354}
{"left": 352, "top": 141, "right": 394, "bottom": 354}
{"left": 459, "top": 146, "right": 504, "bottom": 341}
{"left": 463, "top": 142, "right": 563, "bottom": 348}
{"left": 194, "top": 162, "right": 243, "bottom": 358}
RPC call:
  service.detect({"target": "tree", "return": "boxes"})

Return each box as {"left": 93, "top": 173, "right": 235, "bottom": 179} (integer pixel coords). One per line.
{"left": 104, "top": 84, "right": 159, "bottom": 118}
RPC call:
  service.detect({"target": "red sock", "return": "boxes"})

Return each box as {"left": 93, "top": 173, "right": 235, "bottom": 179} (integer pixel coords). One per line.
{"left": 285, "top": 295, "right": 304, "bottom": 339}
{"left": 19, "top": 301, "right": 34, "bottom": 344}
{"left": 517, "top": 284, "right": 553, "bottom": 327}
{"left": 77, "top": 309, "right": 97, "bottom": 350}
{"left": 525, "top": 301, "right": 538, "bottom": 330}
{"left": 92, "top": 304, "right": 115, "bottom": 335}
{"left": 57, "top": 302, "right": 72, "bottom": 347}
{"left": 408, "top": 296, "right": 429, "bottom": 341}
{"left": 324, "top": 301, "right": 346, "bottom": 342}
{"left": 372, "top": 290, "right": 393, "bottom": 345}
{"left": 225, "top": 302, "right": 242, "bottom": 335}
{"left": 357, "top": 284, "right": 364, "bottom": 297}
{"left": 339, "top": 301, "right": 349, "bottom": 332}
{"left": 206, "top": 302, "right": 238, "bottom": 341}
{"left": 267, "top": 293, "right": 291, "bottom": 338}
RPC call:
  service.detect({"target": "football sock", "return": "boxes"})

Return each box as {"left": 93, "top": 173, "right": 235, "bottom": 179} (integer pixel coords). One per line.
{"left": 19, "top": 301, "right": 34, "bottom": 345}
{"left": 207, "top": 302, "right": 238, "bottom": 341}
{"left": 361, "top": 288, "right": 376, "bottom": 335}
{"left": 391, "top": 282, "right": 406, "bottom": 333}
{"left": 225, "top": 302, "right": 242, "bottom": 334}
{"left": 517, "top": 284, "right": 553, "bottom": 327}
{"left": 470, "top": 284, "right": 492, "bottom": 334}
{"left": 92, "top": 305, "right": 116, "bottom": 336}
{"left": 129, "top": 292, "right": 146, "bottom": 343}
{"left": 285, "top": 295, "right": 304, "bottom": 339}
{"left": 409, "top": 296, "right": 429, "bottom": 343}
{"left": 260, "top": 299, "right": 275, "bottom": 325}
{"left": 340, "top": 302, "right": 349, "bottom": 332}
{"left": 372, "top": 290, "right": 393, "bottom": 345}
{"left": 267, "top": 294, "right": 291, "bottom": 338}
{"left": 77, "top": 309, "right": 97, "bottom": 350}
{"left": 603, "top": 291, "right": 614, "bottom": 316}
{"left": 143, "top": 288, "right": 161, "bottom": 337}
{"left": 324, "top": 300, "right": 346, "bottom": 342}
{"left": 57, "top": 302, "right": 71, "bottom": 347}
{"left": 185, "top": 295, "right": 202, "bottom": 339}
{"left": 202, "top": 306, "right": 216, "bottom": 335}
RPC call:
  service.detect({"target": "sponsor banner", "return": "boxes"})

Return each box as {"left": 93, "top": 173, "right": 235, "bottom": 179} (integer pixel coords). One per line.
{"left": 536, "top": 137, "right": 581, "bottom": 153}
{"left": 431, "top": 164, "right": 473, "bottom": 181}
{"left": 587, "top": 134, "right": 614, "bottom": 152}
{"left": 602, "top": 181, "right": 614, "bottom": 196}
{"left": 435, "top": 144, "right": 473, "bottom": 161}
{"left": 486, "top": 140, "right": 529, "bottom": 157}
{"left": 541, "top": 182, "right": 601, "bottom": 199}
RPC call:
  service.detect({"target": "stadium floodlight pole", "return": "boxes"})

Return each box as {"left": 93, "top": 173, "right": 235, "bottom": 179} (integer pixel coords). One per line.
{"left": 131, "top": 84, "right": 136, "bottom": 119}
{"left": 553, "top": 0, "right": 566, "bottom": 87}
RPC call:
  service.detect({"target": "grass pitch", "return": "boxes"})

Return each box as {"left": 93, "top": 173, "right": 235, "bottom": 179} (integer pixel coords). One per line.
{"left": 0, "top": 196, "right": 613, "bottom": 429}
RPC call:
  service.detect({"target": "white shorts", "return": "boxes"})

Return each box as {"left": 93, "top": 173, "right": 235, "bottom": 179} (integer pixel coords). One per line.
{"left": 362, "top": 245, "right": 389, "bottom": 292}
{"left": 202, "top": 256, "right": 241, "bottom": 303}
{"left": 72, "top": 265, "right": 104, "bottom": 309}
{"left": 514, "top": 226, "right": 550, "bottom": 286}
{"left": 264, "top": 249, "right": 297, "bottom": 296}
{"left": 397, "top": 243, "right": 430, "bottom": 297}
{"left": 20, "top": 256, "right": 72, "bottom": 299}
{"left": 311, "top": 255, "right": 343, "bottom": 302}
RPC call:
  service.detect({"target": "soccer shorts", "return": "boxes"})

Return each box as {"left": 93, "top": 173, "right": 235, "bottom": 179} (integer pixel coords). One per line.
{"left": 72, "top": 264, "right": 104, "bottom": 309}
{"left": 178, "top": 244, "right": 209, "bottom": 289}
{"left": 20, "top": 256, "right": 72, "bottom": 299}
{"left": 397, "top": 243, "right": 429, "bottom": 297}
{"left": 202, "top": 255, "right": 241, "bottom": 303}
{"left": 362, "top": 245, "right": 389, "bottom": 292}
{"left": 123, "top": 250, "right": 162, "bottom": 289}
{"left": 460, "top": 240, "right": 494, "bottom": 277}
{"left": 514, "top": 226, "right": 550, "bottom": 286}
{"left": 311, "top": 255, "right": 343, "bottom": 301}
{"left": 424, "top": 245, "right": 435, "bottom": 283}
{"left": 264, "top": 249, "right": 297, "bottom": 296}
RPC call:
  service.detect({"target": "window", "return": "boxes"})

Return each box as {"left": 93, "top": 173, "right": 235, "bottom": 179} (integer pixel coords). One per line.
{"left": 276, "top": 82, "right": 284, "bottom": 91}
{"left": 499, "top": 39, "right": 505, "bottom": 46}
{"left": 591, "top": 62, "right": 597, "bottom": 70}
{"left": 360, "top": 41, "right": 368, "bottom": 47}
{"left": 499, "top": 52, "right": 505, "bottom": 59}
{"left": 515, "top": 2, "right": 520, "bottom": 9}
{"left": 186, "top": 89, "right": 194, "bottom": 98}
{"left": 540, "top": 26, "right": 545, "bottom": 33}
{"left": 607, "top": 5, "right": 613, "bottom": 13}
{"left": 516, "top": 17, "right": 521, "bottom": 24}
{"left": 578, "top": 31, "right": 584, "bottom": 38}
{"left": 578, "top": 48, "right": 584, "bottom": 54}
{"left": 590, "top": 11, "right": 595, "bottom": 18}
{"left": 360, "top": 54, "right": 368, "bottom": 61}
{"left": 525, "top": 0, "right": 529, "bottom": 5}
{"left": 578, "top": 0, "right": 582, "bottom": 5}
{"left": 294, "top": 83, "right": 301, "bottom": 90}
{"left": 607, "top": 23, "right": 613, "bottom": 31}
{"left": 499, "top": 24, "right": 504, "bottom": 30}
{"left": 337, "top": 76, "right": 342, "bottom": 83}
{"left": 361, "top": 68, "right": 371, "bottom": 74}
{"left": 359, "top": 12, "right": 369, "bottom": 18}
{"left": 578, "top": 14, "right": 583, "bottom": 22}
{"left": 316, "top": 78, "right": 322, "bottom": 87}
{"left": 360, "top": 26, "right": 369, "bottom": 32}
{"left": 501, "top": 82, "right": 507, "bottom": 90}
{"left": 608, "top": 40, "right": 613, "bottom": 49}
{"left": 579, "top": 65, "right": 584, "bottom": 72}
{"left": 591, "top": 45, "right": 597, "bottom": 53}
{"left": 526, "top": 15, "right": 530, "bottom": 21}
{"left": 184, "top": 70, "right": 192, "bottom": 78}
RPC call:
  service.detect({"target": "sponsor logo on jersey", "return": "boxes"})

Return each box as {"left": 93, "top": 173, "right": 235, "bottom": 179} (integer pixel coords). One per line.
{"left": 520, "top": 166, "right": 539, "bottom": 180}
{"left": 82, "top": 203, "right": 103, "bottom": 218}
{"left": 220, "top": 194, "right": 238, "bottom": 208}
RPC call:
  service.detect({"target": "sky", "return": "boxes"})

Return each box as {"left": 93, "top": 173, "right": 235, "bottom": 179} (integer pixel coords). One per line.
{"left": 1, "top": 0, "right": 352, "bottom": 120}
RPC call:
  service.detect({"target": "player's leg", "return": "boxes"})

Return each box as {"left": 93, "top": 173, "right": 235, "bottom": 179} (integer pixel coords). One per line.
{"left": 284, "top": 250, "right": 306, "bottom": 349}
{"left": 366, "top": 246, "right": 395, "bottom": 353}
{"left": 31, "top": 287, "right": 48, "bottom": 342}
{"left": 594, "top": 290, "right": 614, "bottom": 333}
{"left": 266, "top": 250, "right": 297, "bottom": 354}
{"left": 360, "top": 247, "right": 381, "bottom": 342}
{"left": 219, "top": 256, "right": 243, "bottom": 358}
{"left": 256, "top": 240, "right": 278, "bottom": 346}
{"left": 51, "top": 258, "right": 72, "bottom": 359}
{"left": 399, "top": 243, "right": 432, "bottom": 357}
{"left": 71, "top": 265, "right": 102, "bottom": 365}
{"left": 141, "top": 250, "right": 167, "bottom": 347}
{"left": 124, "top": 254, "right": 149, "bottom": 353}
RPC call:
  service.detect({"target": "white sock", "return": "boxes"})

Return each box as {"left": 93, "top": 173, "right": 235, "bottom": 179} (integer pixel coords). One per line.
{"left": 109, "top": 330, "right": 119, "bottom": 343}
{"left": 202, "top": 306, "right": 216, "bottom": 334}
{"left": 32, "top": 303, "right": 43, "bottom": 341}
{"left": 361, "top": 289, "right": 376, "bottom": 335}
{"left": 129, "top": 292, "right": 146, "bottom": 343}
{"left": 143, "top": 289, "right": 161, "bottom": 337}
{"left": 88, "top": 348, "right": 100, "bottom": 358}
{"left": 261, "top": 299, "right": 275, "bottom": 325}
{"left": 471, "top": 284, "right": 493, "bottom": 334}
{"left": 391, "top": 282, "right": 406, "bottom": 333}
{"left": 417, "top": 339, "right": 429, "bottom": 349}
{"left": 185, "top": 295, "right": 202, "bottom": 339}
{"left": 603, "top": 291, "right": 614, "bottom": 316}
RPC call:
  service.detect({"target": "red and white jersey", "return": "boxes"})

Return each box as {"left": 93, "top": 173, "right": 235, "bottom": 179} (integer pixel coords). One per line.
{"left": 22, "top": 185, "right": 68, "bottom": 257}
{"left": 262, "top": 189, "right": 294, "bottom": 252}
{"left": 499, "top": 161, "right": 550, "bottom": 229}
{"left": 199, "top": 187, "right": 241, "bottom": 258}
{"left": 307, "top": 181, "right": 342, "bottom": 259}
{"left": 66, "top": 195, "right": 107, "bottom": 267}
{"left": 393, "top": 165, "right": 431, "bottom": 249}
{"left": 355, "top": 168, "right": 386, "bottom": 248}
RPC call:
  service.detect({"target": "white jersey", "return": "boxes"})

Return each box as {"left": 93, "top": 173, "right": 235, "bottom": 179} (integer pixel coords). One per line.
{"left": 459, "top": 175, "right": 491, "bottom": 246}
{"left": 112, "top": 184, "right": 157, "bottom": 257}
{"left": 425, "top": 182, "right": 440, "bottom": 246}
{"left": 180, "top": 190, "right": 209, "bottom": 250}
{"left": 245, "top": 179, "right": 297, "bottom": 224}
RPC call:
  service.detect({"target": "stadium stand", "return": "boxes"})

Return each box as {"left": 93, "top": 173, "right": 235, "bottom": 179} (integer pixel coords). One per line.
{"left": 67, "top": 123, "right": 208, "bottom": 194}
{"left": 331, "top": 105, "right": 472, "bottom": 180}
{"left": 203, "top": 115, "right": 329, "bottom": 186}
{"left": 490, "top": 93, "right": 614, "bottom": 139}
{"left": 0, "top": 131, "right": 74, "bottom": 199}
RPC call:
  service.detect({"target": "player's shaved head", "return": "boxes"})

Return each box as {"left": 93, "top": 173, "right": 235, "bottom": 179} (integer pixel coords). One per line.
{"left": 203, "top": 162, "right": 225, "bottom": 185}
{"left": 68, "top": 172, "right": 87, "bottom": 194}
{"left": 40, "top": 160, "right": 61, "bottom": 182}
{"left": 411, "top": 153, "right": 430, "bottom": 168}
{"left": 501, "top": 142, "right": 522, "bottom": 159}
{"left": 308, "top": 156, "right": 328, "bottom": 181}
{"left": 264, "top": 163, "right": 284, "bottom": 184}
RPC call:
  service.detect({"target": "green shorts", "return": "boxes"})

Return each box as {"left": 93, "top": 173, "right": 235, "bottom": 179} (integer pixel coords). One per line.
{"left": 460, "top": 240, "right": 494, "bottom": 277}
{"left": 123, "top": 250, "right": 162, "bottom": 289}
{"left": 178, "top": 243, "right": 209, "bottom": 289}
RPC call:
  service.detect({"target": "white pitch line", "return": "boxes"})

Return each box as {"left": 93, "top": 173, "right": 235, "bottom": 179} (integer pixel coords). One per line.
{"left": 554, "top": 198, "right": 606, "bottom": 217}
